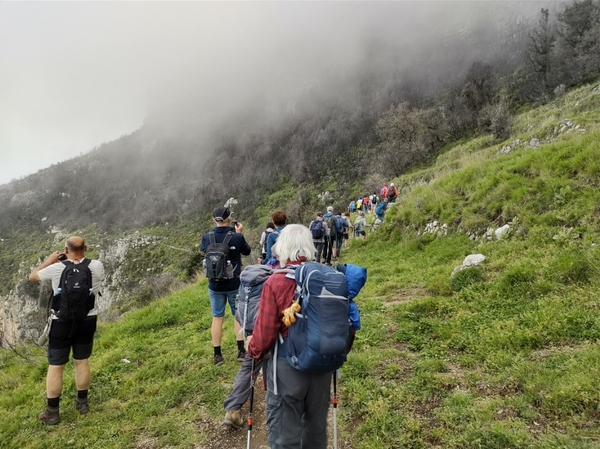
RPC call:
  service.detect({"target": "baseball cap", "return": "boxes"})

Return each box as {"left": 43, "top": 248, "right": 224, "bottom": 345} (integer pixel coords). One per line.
{"left": 327, "top": 206, "right": 333, "bottom": 212}
{"left": 213, "top": 206, "right": 231, "bottom": 221}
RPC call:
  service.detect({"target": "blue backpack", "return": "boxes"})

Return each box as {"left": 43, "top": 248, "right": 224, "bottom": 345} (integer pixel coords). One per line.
{"left": 283, "top": 262, "right": 350, "bottom": 373}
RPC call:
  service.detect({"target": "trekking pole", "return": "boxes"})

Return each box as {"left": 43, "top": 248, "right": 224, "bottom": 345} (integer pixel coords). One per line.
{"left": 332, "top": 370, "right": 338, "bottom": 449}
{"left": 247, "top": 358, "right": 256, "bottom": 449}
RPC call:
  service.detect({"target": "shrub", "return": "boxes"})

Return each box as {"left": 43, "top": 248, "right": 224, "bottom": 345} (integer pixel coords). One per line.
{"left": 450, "top": 267, "right": 484, "bottom": 292}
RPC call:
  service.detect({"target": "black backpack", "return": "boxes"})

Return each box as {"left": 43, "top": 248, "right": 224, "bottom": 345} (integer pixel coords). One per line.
{"left": 203, "top": 232, "right": 236, "bottom": 280}
{"left": 55, "top": 259, "right": 95, "bottom": 322}
{"left": 309, "top": 220, "right": 324, "bottom": 240}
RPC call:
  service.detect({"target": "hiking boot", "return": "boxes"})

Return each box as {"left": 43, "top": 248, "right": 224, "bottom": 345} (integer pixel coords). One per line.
{"left": 75, "top": 398, "right": 89, "bottom": 414}
{"left": 38, "top": 407, "right": 60, "bottom": 425}
{"left": 213, "top": 354, "right": 224, "bottom": 366}
{"left": 237, "top": 349, "right": 246, "bottom": 362}
{"left": 223, "top": 410, "right": 244, "bottom": 430}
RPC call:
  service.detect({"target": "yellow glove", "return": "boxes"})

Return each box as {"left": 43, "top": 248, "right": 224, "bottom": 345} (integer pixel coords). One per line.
{"left": 282, "top": 301, "right": 301, "bottom": 327}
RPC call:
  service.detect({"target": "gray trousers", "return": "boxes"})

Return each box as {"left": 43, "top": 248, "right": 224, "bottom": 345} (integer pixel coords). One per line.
{"left": 314, "top": 241, "right": 324, "bottom": 263}
{"left": 223, "top": 354, "right": 263, "bottom": 412}
{"left": 265, "top": 357, "right": 331, "bottom": 449}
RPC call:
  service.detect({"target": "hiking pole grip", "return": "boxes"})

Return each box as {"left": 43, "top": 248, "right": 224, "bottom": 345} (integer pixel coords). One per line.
{"left": 247, "top": 358, "right": 255, "bottom": 449}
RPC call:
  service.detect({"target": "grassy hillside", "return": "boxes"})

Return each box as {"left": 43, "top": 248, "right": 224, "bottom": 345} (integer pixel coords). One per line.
{"left": 2, "top": 83, "right": 600, "bottom": 448}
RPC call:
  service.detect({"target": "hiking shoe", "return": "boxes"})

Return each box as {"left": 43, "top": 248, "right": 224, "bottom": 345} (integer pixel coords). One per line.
{"left": 75, "top": 398, "right": 89, "bottom": 414}
{"left": 38, "top": 407, "right": 60, "bottom": 425}
{"left": 223, "top": 410, "right": 244, "bottom": 430}
{"left": 237, "top": 349, "right": 246, "bottom": 362}
{"left": 213, "top": 354, "right": 224, "bottom": 366}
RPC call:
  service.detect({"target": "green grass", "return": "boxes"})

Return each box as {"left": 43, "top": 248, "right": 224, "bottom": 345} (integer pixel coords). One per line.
{"left": 2, "top": 81, "right": 600, "bottom": 448}
{"left": 0, "top": 281, "right": 247, "bottom": 448}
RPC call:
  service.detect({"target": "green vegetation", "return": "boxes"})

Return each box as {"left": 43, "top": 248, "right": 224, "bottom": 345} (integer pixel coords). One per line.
{"left": 2, "top": 83, "right": 600, "bottom": 448}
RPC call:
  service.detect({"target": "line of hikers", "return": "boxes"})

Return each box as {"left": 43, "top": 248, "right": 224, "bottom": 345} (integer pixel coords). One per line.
{"left": 201, "top": 207, "right": 368, "bottom": 448}
{"left": 30, "top": 203, "right": 373, "bottom": 448}
{"left": 348, "top": 182, "right": 398, "bottom": 215}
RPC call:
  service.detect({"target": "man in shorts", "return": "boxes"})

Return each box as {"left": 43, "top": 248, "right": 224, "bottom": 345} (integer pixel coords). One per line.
{"left": 200, "top": 206, "right": 252, "bottom": 365}
{"left": 29, "top": 236, "right": 104, "bottom": 425}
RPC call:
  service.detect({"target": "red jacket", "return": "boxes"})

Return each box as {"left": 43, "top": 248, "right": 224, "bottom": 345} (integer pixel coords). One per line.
{"left": 247, "top": 259, "right": 306, "bottom": 360}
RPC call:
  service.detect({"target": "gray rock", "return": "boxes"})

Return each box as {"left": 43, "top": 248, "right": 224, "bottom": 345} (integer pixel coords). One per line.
{"left": 495, "top": 224, "right": 511, "bottom": 240}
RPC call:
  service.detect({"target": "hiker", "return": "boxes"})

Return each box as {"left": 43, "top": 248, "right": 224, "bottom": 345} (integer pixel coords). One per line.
{"left": 342, "top": 212, "right": 351, "bottom": 248}
{"left": 334, "top": 211, "right": 345, "bottom": 256}
{"left": 371, "top": 191, "right": 379, "bottom": 213}
{"left": 223, "top": 264, "right": 273, "bottom": 430}
{"left": 362, "top": 194, "right": 369, "bottom": 213}
{"left": 348, "top": 200, "right": 356, "bottom": 213}
{"left": 200, "top": 206, "right": 252, "bottom": 365}
{"left": 247, "top": 224, "right": 332, "bottom": 449}
{"left": 258, "top": 221, "right": 275, "bottom": 264}
{"left": 387, "top": 182, "right": 398, "bottom": 203}
{"left": 29, "top": 236, "right": 105, "bottom": 425}
{"left": 263, "top": 210, "right": 287, "bottom": 265}
{"left": 323, "top": 206, "right": 339, "bottom": 266}
{"left": 354, "top": 211, "right": 367, "bottom": 239}
{"left": 376, "top": 197, "right": 389, "bottom": 222}
{"left": 380, "top": 182, "right": 389, "bottom": 200}
{"left": 309, "top": 211, "right": 329, "bottom": 264}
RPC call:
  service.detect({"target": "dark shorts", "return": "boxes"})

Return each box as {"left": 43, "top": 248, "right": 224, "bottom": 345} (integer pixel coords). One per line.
{"left": 48, "top": 315, "right": 97, "bottom": 365}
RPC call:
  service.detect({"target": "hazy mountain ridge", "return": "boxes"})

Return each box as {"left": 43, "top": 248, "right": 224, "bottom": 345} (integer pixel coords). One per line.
{"left": 2, "top": 0, "right": 599, "bottom": 347}
{"left": 0, "top": 3, "right": 551, "bottom": 232}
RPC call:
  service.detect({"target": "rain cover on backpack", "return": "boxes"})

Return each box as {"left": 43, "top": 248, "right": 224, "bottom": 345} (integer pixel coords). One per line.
{"left": 235, "top": 265, "right": 273, "bottom": 335}
{"left": 284, "top": 262, "right": 350, "bottom": 373}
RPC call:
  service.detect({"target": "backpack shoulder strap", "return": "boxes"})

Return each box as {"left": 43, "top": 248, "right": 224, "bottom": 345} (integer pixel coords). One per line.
{"left": 209, "top": 232, "right": 216, "bottom": 244}
{"left": 79, "top": 258, "right": 91, "bottom": 268}
{"left": 222, "top": 231, "right": 234, "bottom": 246}
{"left": 59, "top": 260, "right": 72, "bottom": 280}
{"left": 272, "top": 268, "right": 295, "bottom": 277}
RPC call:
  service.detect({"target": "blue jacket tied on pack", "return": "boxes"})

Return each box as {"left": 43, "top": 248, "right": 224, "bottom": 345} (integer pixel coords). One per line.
{"left": 337, "top": 263, "right": 367, "bottom": 330}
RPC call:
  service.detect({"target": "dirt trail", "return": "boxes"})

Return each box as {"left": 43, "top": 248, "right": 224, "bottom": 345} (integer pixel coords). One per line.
{"left": 199, "top": 376, "right": 352, "bottom": 449}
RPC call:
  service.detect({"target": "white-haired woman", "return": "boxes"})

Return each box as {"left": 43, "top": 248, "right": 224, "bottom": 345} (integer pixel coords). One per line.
{"left": 247, "top": 224, "right": 331, "bottom": 449}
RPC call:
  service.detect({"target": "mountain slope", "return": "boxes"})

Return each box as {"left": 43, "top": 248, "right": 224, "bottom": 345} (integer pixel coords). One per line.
{"left": 1, "top": 81, "right": 600, "bottom": 448}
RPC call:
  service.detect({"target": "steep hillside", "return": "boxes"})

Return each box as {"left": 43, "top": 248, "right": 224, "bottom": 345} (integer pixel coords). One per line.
{"left": 1, "top": 81, "right": 599, "bottom": 448}
{"left": 4, "top": 0, "right": 600, "bottom": 348}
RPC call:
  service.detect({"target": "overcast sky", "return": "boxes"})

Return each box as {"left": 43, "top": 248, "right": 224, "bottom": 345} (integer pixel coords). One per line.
{"left": 0, "top": 1, "right": 553, "bottom": 186}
